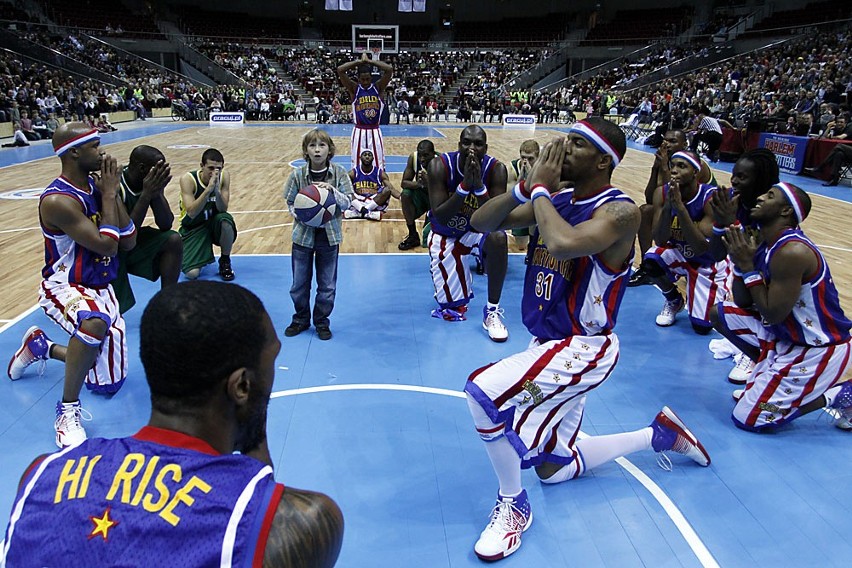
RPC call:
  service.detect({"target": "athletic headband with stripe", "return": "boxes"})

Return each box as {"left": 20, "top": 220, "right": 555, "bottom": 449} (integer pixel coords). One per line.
{"left": 670, "top": 151, "right": 701, "bottom": 171}
{"left": 569, "top": 121, "right": 623, "bottom": 168}
{"left": 773, "top": 182, "right": 807, "bottom": 224}
{"left": 54, "top": 129, "right": 100, "bottom": 156}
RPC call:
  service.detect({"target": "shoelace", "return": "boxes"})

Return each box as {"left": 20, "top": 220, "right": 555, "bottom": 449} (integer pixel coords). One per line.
{"left": 733, "top": 354, "right": 755, "bottom": 373}
{"left": 485, "top": 307, "right": 506, "bottom": 327}
{"left": 485, "top": 500, "right": 525, "bottom": 532}
{"left": 656, "top": 452, "right": 674, "bottom": 472}
{"left": 661, "top": 300, "right": 681, "bottom": 317}
{"left": 58, "top": 405, "right": 94, "bottom": 428}
{"left": 18, "top": 348, "right": 48, "bottom": 378}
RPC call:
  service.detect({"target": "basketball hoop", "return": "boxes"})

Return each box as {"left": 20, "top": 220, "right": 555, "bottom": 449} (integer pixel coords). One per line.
{"left": 371, "top": 46, "right": 381, "bottom": 61}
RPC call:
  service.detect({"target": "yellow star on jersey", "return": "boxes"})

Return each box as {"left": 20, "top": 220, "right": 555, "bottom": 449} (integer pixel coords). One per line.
{"left": 57, "top": 263, "right": 67, "bottom": 272}
{"left": 89, "top": 507, "right": 118, "bottom": 541}
{"left": 593, "top": 295, "right": 602, "bottom": 305}
{"left": 804, "top": 319, "right": 813, "bottom": 327}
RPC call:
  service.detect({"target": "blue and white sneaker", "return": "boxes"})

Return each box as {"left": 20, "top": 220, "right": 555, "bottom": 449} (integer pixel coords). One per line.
{"left": 650, "top": 406, "right": 711, "bottom": 470}
{"left": 7, "top": 326, "right": 51, "bottom": 380}
{"left": 830, "top": 381, "right": 852, "bottom": 430}
{"left": 474, "top": 489, "right": 533, "bottom": 561}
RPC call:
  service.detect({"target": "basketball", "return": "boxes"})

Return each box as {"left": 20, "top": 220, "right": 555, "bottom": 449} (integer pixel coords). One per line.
{"left": 292, "top": 184, "right": 338, "bottom": 227}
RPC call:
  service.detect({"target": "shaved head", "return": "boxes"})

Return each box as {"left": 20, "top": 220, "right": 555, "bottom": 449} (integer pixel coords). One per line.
{"left": 52, "top": 121, "right": 95, "bottom": 152}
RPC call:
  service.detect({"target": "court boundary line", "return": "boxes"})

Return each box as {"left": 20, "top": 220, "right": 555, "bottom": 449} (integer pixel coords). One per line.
{"left": 270, "top": 383, "right": 720, "bottom": 568}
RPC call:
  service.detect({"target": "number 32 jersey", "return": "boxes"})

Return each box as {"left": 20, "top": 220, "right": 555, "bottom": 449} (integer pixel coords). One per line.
{"left": 522, "top": 187, "right": 634, "bottom": 341}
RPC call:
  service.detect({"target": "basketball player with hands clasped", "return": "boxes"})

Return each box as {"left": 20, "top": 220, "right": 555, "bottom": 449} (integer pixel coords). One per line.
{"left": 178, "top": 149, "right": 237, "bottom": 281}
{"left": 466, "top": 118, "right": 711, "bottom": 562}
{"left": 427, "top": 125, "right": 510, "bottom": 342}
{"left": 283, "top": 129, "right": 354, "bottom": 341}
{"left": 7, "top": 122, "right": 136, "bottom": 448}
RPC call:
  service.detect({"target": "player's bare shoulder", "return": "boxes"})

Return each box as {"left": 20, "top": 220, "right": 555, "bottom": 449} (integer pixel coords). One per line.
{"left": 599, "top": 198, "right": 640, "bottom": 233}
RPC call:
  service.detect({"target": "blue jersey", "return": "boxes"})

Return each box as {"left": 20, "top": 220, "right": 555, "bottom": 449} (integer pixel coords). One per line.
{"left": 428, "top": 151, "right": 497, "bottom": 238}
{"left": 2, "top": 427, "right": 284, "bottom": 567}
{"left": 352, "top": 163, "right": 384, "bottom": 198}
{"left": 352, "top": 84, "right": 383, "bottom": 128}
{"left": 662, "top": 182, "right": 716, "bottom": 265}
{"left": 522, "top": 187, "right": 635, "bottom": 341}
{"left": 754, "top": 228, "right": 851, "bottom": 346}
{"left": 40, "top": 176, "right": 118, "bottom": 287}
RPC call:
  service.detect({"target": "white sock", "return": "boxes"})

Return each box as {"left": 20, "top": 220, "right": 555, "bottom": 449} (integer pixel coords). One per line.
{"left": 574, "top": 428, "right": 653, "bottom": 472}
{"left": 467, "top": 395, "right": 522, "bottom": 497}
{"left": 824, "top": 385, "right": 843, "bottom": 407}
{"left": 484, "top": 437, "right": 523, "bottom": 497}
{"left": 487, "top": 302, "right": 499, "bottom": 311}
{"left": 364, "top": 199, "right": 379, "bottom": 212}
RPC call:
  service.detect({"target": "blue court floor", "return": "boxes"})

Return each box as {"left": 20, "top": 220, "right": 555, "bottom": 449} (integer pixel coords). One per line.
{"left": 1, "top": 254, "right": 850, "bottom": 567}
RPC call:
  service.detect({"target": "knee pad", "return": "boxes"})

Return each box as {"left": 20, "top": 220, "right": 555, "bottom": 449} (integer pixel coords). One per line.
{"left": 466, "top": 392, "right": 505, "bottom": 442}
{"left": 73, "top": 312, "right": 111, "bottom": 347}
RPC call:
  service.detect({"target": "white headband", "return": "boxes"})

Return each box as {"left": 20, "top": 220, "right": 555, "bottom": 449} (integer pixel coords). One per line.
{"left": 54, "top": 129, "right": 100, "bottom": 156}
{"left": 569, "top": 121, "right": 623, "bottom": 168}
{"left": 774, "top": 182, "right": 807, "bottom": 224}
{"left": 670, "top": 151, "right": 701, "bottom": 171}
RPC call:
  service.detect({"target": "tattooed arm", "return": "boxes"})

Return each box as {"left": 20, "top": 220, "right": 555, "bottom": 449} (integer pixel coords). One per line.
{"left": 263, "top": 487, "right": 344, "bottom": 568}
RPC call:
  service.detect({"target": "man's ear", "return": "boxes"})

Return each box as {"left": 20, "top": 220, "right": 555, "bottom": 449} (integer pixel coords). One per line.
{"left": 226, "top": 367, "right": 251, "bottom": 406}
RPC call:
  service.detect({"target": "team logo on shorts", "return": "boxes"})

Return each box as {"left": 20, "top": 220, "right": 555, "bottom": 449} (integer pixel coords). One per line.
{"left": 521, "top": 380, "right": 544, "bottom": 406}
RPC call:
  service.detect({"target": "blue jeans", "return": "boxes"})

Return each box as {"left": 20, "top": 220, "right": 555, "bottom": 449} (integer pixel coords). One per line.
{"left": 290, "top": 238, "right": 338, "bottom": 328}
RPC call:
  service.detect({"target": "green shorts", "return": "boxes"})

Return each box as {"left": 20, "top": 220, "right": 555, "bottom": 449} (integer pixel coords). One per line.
{"left": 402, "top": 187, "right": 430, "bottom": 220}
{"left": 179, "top": 212, "right": 237, "bottom": 273}
{"left": 112, "top": 227, "right": 179, "bottom": 313}
{"left": 511, "top": 227, "right": 530, "bottom": 237}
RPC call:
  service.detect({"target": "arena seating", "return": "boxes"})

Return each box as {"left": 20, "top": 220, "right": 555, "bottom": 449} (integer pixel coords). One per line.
{"left": 581, "top": 7, "right": 692, "bottom": 46}
{"left": 173, "top": 6, "right": 299, "bottom": 41}
{"left": 745, "top": 0, "right": 850, "bottom": 35}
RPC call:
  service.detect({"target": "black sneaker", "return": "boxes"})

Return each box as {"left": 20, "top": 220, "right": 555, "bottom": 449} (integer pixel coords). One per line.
{"left": 284, "top": 322, "right": 309, "bottom": 337}
{"left": 218, "top": 257, "right": 235, "bottom": 281}
{"left": 627, "top": 267, "right": 651, "bottom": 287}
{"left": 398, "top": 235, "right": 420, "bottom": 250}
{"left": 316, "top": 326, "right": 332, "bottom": 340}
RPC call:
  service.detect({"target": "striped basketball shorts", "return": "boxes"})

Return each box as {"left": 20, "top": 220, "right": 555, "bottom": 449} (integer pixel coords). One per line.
{"left": 465, "top": 333, "right": 620, "bottom": 469}
{"left": 39, "top": 280, "right": 127, "bottom": 394}
{"left": 719, "top": 301, "right": 852, "bottom": 431}
{"left": 351, "top": 127, "right": 385, "bottom": 170}
{"left": 644, "top": 246, "right": 730, "bottom": 326}
{"left": 428, "top": 231, "right": 485, "bottom": 309}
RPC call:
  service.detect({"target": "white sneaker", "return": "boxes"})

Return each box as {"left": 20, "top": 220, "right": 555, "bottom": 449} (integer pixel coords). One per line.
{"left": 728, "top": 353, "right": 755, "bottom": 385}
{"left": 655, "top": 295, "right": 684, "bottom": 327}
{"left": 54, "top": 400, "right": 90, "bottom": 448}
{"left": 365, "top": 210, "right": 382, "bottom": 221}
{"left": 483, "top": 306, "right": 508, "bottom": 342}
{"left": 343, "top": 209, "right": 361, "bottom": 219}
{"left": 8, "top": 326, "right": 51, "bottom": 380}
{"left": 835, "top": 416, "right": 852, "bottom": 431}
{"left": 732, "top": 388, "right": 745, "bottom": 402}
{"left": 474, "top": 490, "right": 532, "bottom": 561}
{"left": 829, "top": 381, "right": 852, "bottom": 426}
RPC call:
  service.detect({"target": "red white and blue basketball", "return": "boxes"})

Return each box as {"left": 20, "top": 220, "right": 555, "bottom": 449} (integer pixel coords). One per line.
{"left": 293, "top": 184, "right": 338, "bottom": 227}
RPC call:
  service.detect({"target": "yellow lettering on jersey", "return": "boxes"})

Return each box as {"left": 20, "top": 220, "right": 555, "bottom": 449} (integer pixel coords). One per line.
{"left": 158, "top": 476, "right": 212, "bottom": 527}
{"left": 55, "top": 456, "right": 98, "bottom": 503}
{"left": 358, "top": 95, "right": 379, "bottom": 104}
{"left": 78, "top": 455, "right": 102, "bottom": 500}
{"left": 142, "top": 463, "right": 181, "bottom": 513}
{"left": 130, "top": 456, "right": 160, "bottom": 506}
{"left": 106, "top": 453, "right": 146, "bottom": 502}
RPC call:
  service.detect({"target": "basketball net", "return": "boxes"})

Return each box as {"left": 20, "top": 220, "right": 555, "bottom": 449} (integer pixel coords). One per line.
{"left": 371, "top": 47, "right": 381, "bottom": 61}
